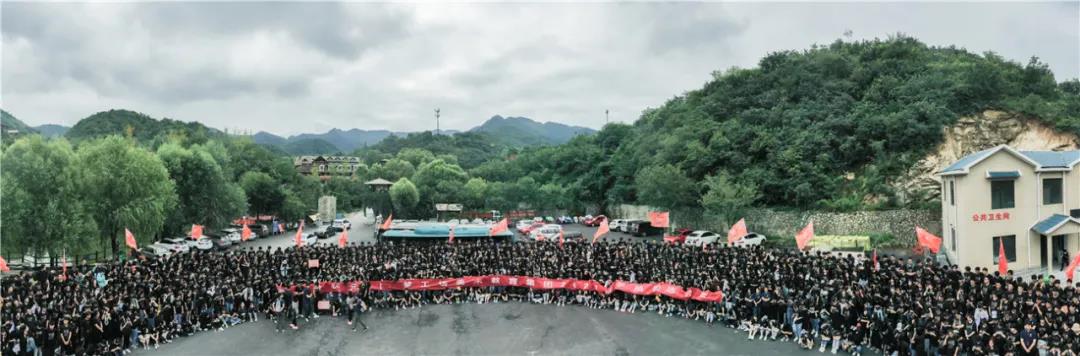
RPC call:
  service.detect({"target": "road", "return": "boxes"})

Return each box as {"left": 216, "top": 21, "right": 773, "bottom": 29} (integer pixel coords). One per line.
{"left": 233, "top": 211, "right": 380, "bottom": 251}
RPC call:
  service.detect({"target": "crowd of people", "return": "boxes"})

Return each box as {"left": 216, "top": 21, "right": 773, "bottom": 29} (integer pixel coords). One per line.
{"left": 3, "top": 237, "right": 1080, "bottom": 356}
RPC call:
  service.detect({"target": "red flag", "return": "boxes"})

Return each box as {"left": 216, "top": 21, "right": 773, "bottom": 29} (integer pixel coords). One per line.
{"left": 795, "top": 221, "right": 814, "bottom": 251}
{"left": 915, "top": 226, "right": 942, "bottom": 254}
{"left": 489, "top": 218, "right": 508, "bottom": 236}
{"left": 1065, "top": 251, "right": 1080, "bottom": 281}
{"left": 998, "top": 238, "right": 1008, "bottom": 276}
{"left": 380, "top": 214, "right": 394, "bottom": 230}
{"left": 61, "top": 250, "right": 68, "bottom": 281}
{"left": 295, "top": 221, "right": 305, "bottom": 247}
{"left": 448, "top": 227, "right": 455, "bottom": 244}
{"left": 338, "top": 228, "right": 348, "bottom": 248}
{"left": 558, "top": 229, "right": 565, "bottom": 249}
{"left": 125, "top": 228, "right": 138, "bottom": 250}
{"left": 592, "top": 218, "right": 609, "bottom": 244}
{"left": 871, "top": 249, "right": 879, "bottom": 272}
{"left": 727, "top": 218, "right": 748, "bottom": 245}
{"left": 0, "top": 256, "right": 9, "bottom": 273}
{"left": 190, "top": 224, "right": 204, "bottom": 240}
{"left": 648, "top": 211, "right": 670, "bottom": 228}
{"left": 241, "top": 225, "right": 252, "bottom": 241}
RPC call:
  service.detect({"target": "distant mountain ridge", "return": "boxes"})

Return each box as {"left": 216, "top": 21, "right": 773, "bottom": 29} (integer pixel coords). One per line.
{"left": 469, "top": 115, "right": 595, "bottom": 146}
{"left": 17, "top": 109, "right": 596, "bottom": 154}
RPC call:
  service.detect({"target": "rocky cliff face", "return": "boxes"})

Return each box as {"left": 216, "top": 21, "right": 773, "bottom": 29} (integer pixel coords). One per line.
{"left": 894, "top": 110, "right": 1079, "bottom": 203}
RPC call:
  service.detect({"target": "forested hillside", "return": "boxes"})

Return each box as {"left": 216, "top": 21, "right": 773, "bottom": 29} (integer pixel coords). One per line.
{"left": 66, "top": 109, "right": 224, "bottom": 145}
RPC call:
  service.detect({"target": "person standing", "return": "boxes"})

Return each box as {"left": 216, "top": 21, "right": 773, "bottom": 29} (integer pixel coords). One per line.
{"left": 271, "top": 296, "right": 286, "bottom": 333}
{"left": 345, "top": 294, "right": 368, "bottom": 331}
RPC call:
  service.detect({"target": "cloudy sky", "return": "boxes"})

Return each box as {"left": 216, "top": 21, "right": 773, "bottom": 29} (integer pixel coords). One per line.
{"left": 2, "top": 2, "right": 1077, "bottom": 136}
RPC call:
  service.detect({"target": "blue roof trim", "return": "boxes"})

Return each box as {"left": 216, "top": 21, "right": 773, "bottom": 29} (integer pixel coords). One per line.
{"left": 1020, "top": 151, "right": 1080, "bottom": 169}
{"left": 1033, "top": 214, "right": 1073, "bottom": 235}
{"left": 939, "top": 146, "right": 1080, "bottom": 175}
{"left": 940, "top": 148, "right": 996, "bottom": 173}
{"left": 986, "top": 171, "right": 1020, "bottom": 180}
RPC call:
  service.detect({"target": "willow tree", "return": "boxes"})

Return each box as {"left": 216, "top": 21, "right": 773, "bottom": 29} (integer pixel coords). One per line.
{"left": 77, "top": 136, "right": 176, "bottom": 256}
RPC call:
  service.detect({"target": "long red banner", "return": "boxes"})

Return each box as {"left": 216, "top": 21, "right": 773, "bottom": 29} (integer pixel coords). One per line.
{"left": 277, "top": 276, "right": 724, "bottom": 303}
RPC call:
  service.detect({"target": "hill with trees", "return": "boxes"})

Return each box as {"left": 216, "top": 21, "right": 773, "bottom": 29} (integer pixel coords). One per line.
{"left": 65, "top": 109, "right": 225, "bottom": 146}
{"left": 1, "top": 110, "right": 37, "bottom": 143}
{"left": 34, "top": 124, "right": 69, "bottom": 138}
{"left": 469, "top": 115, "right": 595, "bottom": 147}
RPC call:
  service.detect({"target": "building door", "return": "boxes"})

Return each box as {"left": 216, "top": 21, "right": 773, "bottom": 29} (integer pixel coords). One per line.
{"left": 1054, "top": 234, "right": 1067, "bottom": 270}
{"left": 1040, "top": 235, "right": 1048, "bottom": 269}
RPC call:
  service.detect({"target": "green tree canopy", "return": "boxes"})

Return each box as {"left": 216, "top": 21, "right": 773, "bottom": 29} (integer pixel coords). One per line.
{"left": 1, "top": 136, "right": 98, "bottom": 257}
{"left": 240, "top": 171, "right": 284, "bottom": 216}
{"left": 701, "top": 172, "right": 761, "bottom": 225}
{"left": 158, "top": 143, "right": 247, "bottom": 233}
{"left": 634, "top": 164, "right": 700, "bottom": 210}
{"left": 76, "top": 136, "right": 177, "bottom": 255}
{"left": 389, "top": 177, "right": 420, "bottom": 214}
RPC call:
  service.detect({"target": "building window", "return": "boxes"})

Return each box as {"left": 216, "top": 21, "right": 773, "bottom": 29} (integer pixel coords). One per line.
{"left": 949, "top": 181, "right": 955, "bottom": 206}
{"left": 991, "top": 180, "right": 1014, "bottom": 209}
{"left": 992, "top": 235, "right": 1017, "bottom": 263}
{"left": 950, "top": 227, "right": 956, "bottom": 251}
{"left": 319, "top": 164, "right": 327, "bottom": 172}
{"left": 1044, "top": 178, "right": 1063, "bottom": 205}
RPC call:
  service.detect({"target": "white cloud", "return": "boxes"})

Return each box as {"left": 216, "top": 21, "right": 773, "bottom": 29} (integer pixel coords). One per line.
{"left": 2, "top": 2, "right": 1076, "bottom": 135}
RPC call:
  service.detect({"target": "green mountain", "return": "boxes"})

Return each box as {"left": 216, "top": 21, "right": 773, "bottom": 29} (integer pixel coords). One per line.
{"left": 470, "top": 115, "right": 595, "bottom": 147}
{"left": 601, "top": 36, "right": 1080, "bottom": 209}
{"left": 34, "top": 124, "right": 70, "bottom": 138}
{"left": 281, "top": 138, "right": 342, "bottom": 155}
{"left": 1, "top": 110, "right": 36, "bottom": 136}
{"left": 66, "top": 109, "right": 224, "bottom": 144}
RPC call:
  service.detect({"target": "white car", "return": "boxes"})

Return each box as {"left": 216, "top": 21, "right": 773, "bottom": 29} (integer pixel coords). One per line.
{"left": 609, "top": 219, "right": 625, "bottom": 232}
{"left": 160, "top": 237, "right": 192, "bottom": 254}
{"left": 139, "top": 244, "right": 173, "bottom": 257}
{"left": 300, "top": 233, "right": 318, "bottom": 247}
{"left": 334, "top": 219, "right": 352, "bottom": 230}
{"left": 684, "top": 231, "right": 721, "bottom": 247}
{"left": 194, "top": 237, "right": 214, "bottom": 251}
{"left": 530, "top": 224, "right": 563, "bottom": 241}
{"left": 731, "top": 233, "right": 767, "bottom": 247}
{"left": 220, "top": 228, "right": 242, "bottom": 243}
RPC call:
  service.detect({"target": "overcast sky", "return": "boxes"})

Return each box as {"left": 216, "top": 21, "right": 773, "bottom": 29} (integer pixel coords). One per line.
{"left": 2, "top": 2, "right": 1077, "bottom": 136}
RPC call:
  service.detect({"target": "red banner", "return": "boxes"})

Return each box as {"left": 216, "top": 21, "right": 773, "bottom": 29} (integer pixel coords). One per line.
{"left": 280, "top": 276, "right": 723, "bottom": 303}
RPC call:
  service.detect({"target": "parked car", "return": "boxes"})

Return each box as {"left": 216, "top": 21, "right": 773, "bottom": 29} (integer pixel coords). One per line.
{"left": 303, "top": 233, "right": 319, "bottom": 246}
{"left": 684, "top": 230, "right": 721, "bottom": 247}
{"left": 516, "top": 220, "right": 532, "bottom": 233}
{"left": 210, "top": 237, "right": 232, "bottom": 251}
{"left": 663, "top": 228, "right": 694, "bottom": 244}
{"left": 609, "top": 219, "right": 625, "bottom": 232}
{"left": 731, "top": 233, "right": 767, "bottom": 247}
{"left": 624, "top": 220, "right": 665, "bottom": 237}
{"left": 334, "top": 219, "right": 352, "bottom": 230}
{"left": 529, "top": 224, "right": 561, "bottom": 241}
{"left": 219, "top": 228, "right": 242, "bottom": 243}
{"left": 160, "top": 237, "right": 192, "bottom": 254}
{"left": 194, "top": 237, "right": 214, "bottom": 251}
{"left": 521, "top": 221, "right": 545, "bottom": 234}
{"left": 138, "top": 244, "right": 173, "bottom": 258}
{"left": 584, "top": 215, "right": 607, "bottom": 227}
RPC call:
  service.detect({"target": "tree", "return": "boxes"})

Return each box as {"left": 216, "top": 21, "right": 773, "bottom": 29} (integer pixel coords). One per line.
{"left": 635, "top": 164, "right": 699, "bottom": 210}
{"left": 412, "top": 159, "right": 469, "bottom": 211}
{"left": 76, "top": 136, "right": 177, "bottom": 256}
{"left": 397, "top": 148, "right": 435, "bottom": 167}
{"left": 369, "top": 159, "right": 415, "bottom": 181}
{"left": 240, "top": 171, "right": 284, "bottom": 216}
{"left": 462, "top": 178, "right": 488, "bottom": 209}
{"left": 700, "top": 172, "right": 760, "bottom": 225}
{"left": 1, "top": 136, "right": 98, "bottom": 257}
{"left": 324, "top": 177, "right": 362, "bottom": 212}
{"left": 279, "top": 188, "right": 308, "bottom": 223}
{"left": 157, "top": 143, "right": 246, "bottom": 234}
{"left": 389, "top": 178, "right": 419, "bottom": 214}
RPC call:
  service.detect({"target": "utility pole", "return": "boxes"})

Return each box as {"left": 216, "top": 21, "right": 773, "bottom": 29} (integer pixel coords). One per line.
{"left": 435, "top": 108, "right": 441, "bottom": 135}
{"left": 605, "top": 109, "right": 609, "bottom": 125}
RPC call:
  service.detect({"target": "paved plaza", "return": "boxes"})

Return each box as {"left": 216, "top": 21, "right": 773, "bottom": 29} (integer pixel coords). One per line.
{"left": 142, "top": 302, "right": 807, "bottom": 356}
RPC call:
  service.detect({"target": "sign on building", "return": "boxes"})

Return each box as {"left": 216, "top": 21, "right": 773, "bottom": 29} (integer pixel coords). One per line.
{"left": 435, "top": 203, "right": 463, "bottom": 212}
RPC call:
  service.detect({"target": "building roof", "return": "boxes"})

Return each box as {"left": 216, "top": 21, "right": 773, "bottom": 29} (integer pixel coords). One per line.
{"left": 364, "top": 178, "right": 394, "bottom": 186}
{"left": 1032, "top": 214, "right": 1077, "bottom": 235}
{"left": 939, "top": 145, "right": 1080, "bottom": 175}
{"left": 986, "top": 171, "right": 1021, "bottom": 180}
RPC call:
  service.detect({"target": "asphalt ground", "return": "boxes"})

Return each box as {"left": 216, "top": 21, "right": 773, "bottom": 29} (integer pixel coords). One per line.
{"left": 140, "top": 302, "right": 807, "bottom": 356}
